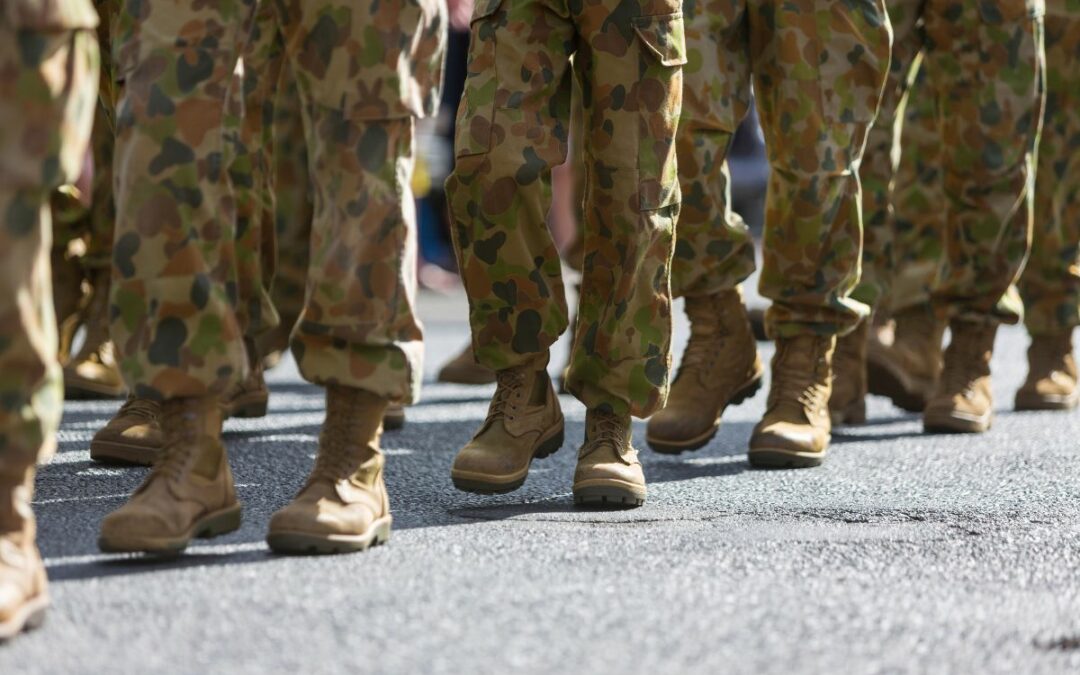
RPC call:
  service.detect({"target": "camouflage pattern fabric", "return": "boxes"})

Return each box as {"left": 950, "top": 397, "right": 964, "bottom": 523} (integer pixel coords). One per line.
{"left": 446, "top": 0, "right": 688, "bottom": 418}
{"left": 856, "top": 0, "right": 1046, "bottom": 326}
{"left": 886, "top": 68, "right": 946, "bottom": 314}
{"left": 0, "top": 3, "right": 99, "bottom": 471}
{"left": 740, "top": 0, "right": 890, "bottom": 337}
{"left": 1019, "top": 2, "right": 1080, "bottom": 335}
{"left": 109, "top": 0, "right": 444, "bottom": 402}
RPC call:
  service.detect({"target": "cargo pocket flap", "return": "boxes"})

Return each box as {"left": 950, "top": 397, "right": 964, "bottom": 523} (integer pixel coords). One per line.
{"left": 633, "top": 13, "right": 688, "bottom": 67}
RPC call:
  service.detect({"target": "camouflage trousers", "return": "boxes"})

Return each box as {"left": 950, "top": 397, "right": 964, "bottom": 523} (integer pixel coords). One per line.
{"left": 675, "top": 0, "right": 890, "bottom": 339}
{"left": 856, "top": 0, "right": 1046, "bottom": 325}
{"left": 109, "top": 0, "right": 444, "bottom": 403}
{"left": 1018, "top": 5, "right": 1080, "bottom": 336}
{"left": 446, "top": 0, "right": 688, "bottom": 418}
{"left": 0, "top": 16, "right": 98, "bottom": 472}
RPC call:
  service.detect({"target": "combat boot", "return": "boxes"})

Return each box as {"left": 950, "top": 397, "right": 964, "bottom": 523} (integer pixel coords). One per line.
{"left": 223, "top": 338, "right": 269, "bottom": 419}
{"left": 267, "top": 386, "right": 392, "bottom": 554}
{"left": 1015, "top": 332, "right": 1078, "bottom": 411}
{"left": 748, "top": 335, "right": 835, "bottom": 468}
{"left": 923, "top": 321, "right": 996, "bottom": 433}
{"left": 829, "top": 320, "right": 869, "bottom": 426}
{"left": 64, "top": 268, "right": 124, "bottom": 399}
{"left": 0, "top": 469, "right": 48, "bottom": 640}
{"left": 451, "top": 355, "right": 564, "bottom": 494}
{"left": 573, "top": 409, "right": 646, "bottom": 507}
{"left": 98, "top": 397, "right": 241, "bottom": 554}
{"left": 646, "top": 290, "right": 763, "bottom": 454}
{"left": 90, "top": 396, "right": 163, "bottom": 466}
{"left": 437, "top": 343, "right": 496, "bottom": 385}
{"left": 866, "top": 304, "right": 945, "bottom": 412}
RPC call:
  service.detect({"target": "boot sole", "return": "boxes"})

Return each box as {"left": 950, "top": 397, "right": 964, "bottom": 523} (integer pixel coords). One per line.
{"left": 451, "top": 420, "right": 565, "bottom": 495}
{"left": 866, "top": 359, "right": 929, "bottom": 413}
{"left": 1015, "top": 391, "right": 1079, "bottom": 412}
{"left": 0, "top": 592, "right": 48, "bottom": 641}
{"left": 226, "top": 392, "right": 269, "bottom": 419}
{"left": 267, "top": 515, "right": 392, "bottom": 555}
{"left": 89, "top": 438, "right": 158, "bottom": 466}
{"left": 98, "top": 503, "right": 242, "bottom": 555}
{"left": 923, "top": 410, "right": 992, "bottom": 434}
{"left": 63, "top": 373, "right": 126, "bottom": 400}
{"left": 646, "top": 371, "right": 764, "bottom": 455}
{"left": 748, "top": 447, "right": 826, "bottom": 469}
{"left": 573, "top": 480, "right": 646, "bottom": 508}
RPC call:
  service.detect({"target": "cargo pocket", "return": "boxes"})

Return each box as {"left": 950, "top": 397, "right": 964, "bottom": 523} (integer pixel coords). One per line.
{"left": 454, "top": 0, "right": 504, "bottom": 157}
{"left": 633, "top": 12, "right": 688, "bottom": 211}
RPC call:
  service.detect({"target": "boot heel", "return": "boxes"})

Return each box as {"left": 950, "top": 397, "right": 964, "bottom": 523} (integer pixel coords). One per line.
{"left": 196, "top": 505, "right": 243, "bottom": 540}
{"left": 731, "top": 372, "right": 764, "bottom": 406}
{"left": 533, "top": 425, "right": 564, "bottom": 460}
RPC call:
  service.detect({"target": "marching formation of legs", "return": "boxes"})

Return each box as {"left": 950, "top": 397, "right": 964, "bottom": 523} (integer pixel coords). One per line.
{"left": 1, "top": 0, "right": 1078, "bottom": 642}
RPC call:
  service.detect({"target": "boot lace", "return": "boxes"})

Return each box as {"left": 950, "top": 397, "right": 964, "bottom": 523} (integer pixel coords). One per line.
{"left": 485, "top": 368, "right": 525, "bottom": 424}
{"left": 308, "top": 434, "right": 361, "bottom": 486}
{"left": 768, "top": 342, "right": 829, "bottom": 413}
{"left": 149, "top": 410, "right": 199, "bottom": 483}
{"left": 580, "top": 410, "right": 627, "bottom": 458}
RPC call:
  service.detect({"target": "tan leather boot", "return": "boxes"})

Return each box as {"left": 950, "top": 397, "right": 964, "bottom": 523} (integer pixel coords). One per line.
{"left": 1015, "top": 332, "right": 1078, "bottom": 411}
{"left": 437, "top": 343, "right": 496, "bottom": 385}
{"left": 0, "top": 469, "right": 48, "bottom": 640}
{"left": 829, "top": 320, "right": 869, "bottom": 426}
{"left": 866, "top": 304, "right": 945, "bottom": 412}
{"left": 98, "top": 397, "right": 241, "bottom": 554}
{"left": 573, "top": 409, "right": 646, "bottom": 507}
{"left": 451, "top": 356, "right": 564, "bottom": 494}
{"left": 223, "top": 338, "right": 269, "bottom": 419}
{"left": 90, "top": 396, "right": 163, "bottom": 466}
{"left": 267, "top": 386, "right": 392, "bottom": 555}
{"left": 646, "top": 290, "right": 763, "bottom": 454}
{"left": 64, "top": 268, "right": 125, "bottom": 399}
{"left": 383, "top": 403, "right": 406, "bottom": 431}
{"left": 748, "top": 335, "right": 835, "bottom": 468}
{"left": 923, "top": 320, "right": 996, "bottom": 433}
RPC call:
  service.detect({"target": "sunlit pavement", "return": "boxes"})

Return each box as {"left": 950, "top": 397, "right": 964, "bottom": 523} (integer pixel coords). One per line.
{"left": 3, "top": 288, "right": 1080, "bottom": 674}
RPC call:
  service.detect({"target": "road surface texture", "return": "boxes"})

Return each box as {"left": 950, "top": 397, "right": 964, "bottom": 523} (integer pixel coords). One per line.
{"left": 3, "top": 288, "right": 1080, "bottom": 674}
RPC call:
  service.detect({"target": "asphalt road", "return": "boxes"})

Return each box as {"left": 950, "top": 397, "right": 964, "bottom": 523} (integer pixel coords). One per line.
{"left": 3, "top": 289, "right": 1080, "bottom": 674}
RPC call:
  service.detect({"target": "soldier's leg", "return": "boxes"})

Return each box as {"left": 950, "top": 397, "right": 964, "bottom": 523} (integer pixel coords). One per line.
{"left": 264, "top": 0, "right": 445, "bottom": 554}
{"left": 62, "top": 0, "right": 125, "bottom": 399}
{"left": 645, "top": 0, "right": 763, "bottom": 454}
{"left": 922, "top": 0, "right": 1045, "bottom": 433}
{"left": 1016, "top": 11, "right": 1080, "bottom": 411}
{"left": 445, "top": 0, "right": 574, "bottom": 497}
{"left": 747, "top": 0, "right": 891, "bottom": 467}
{"left": 863, "top": 70, "right": 949, "bottom": 414}
{"left": 566, "top": 0, "right": 685, "bottom": 505}
{"left": 0, "top": 13, "right": 98, "bottom": 638}
{"left": 99, "top": 0, "right": 257, "bottom": 554}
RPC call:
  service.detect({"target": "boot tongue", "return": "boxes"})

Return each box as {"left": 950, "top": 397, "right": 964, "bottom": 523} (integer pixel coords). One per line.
{"left": 582, "top": 411, "right": 632, "bottom": 462}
